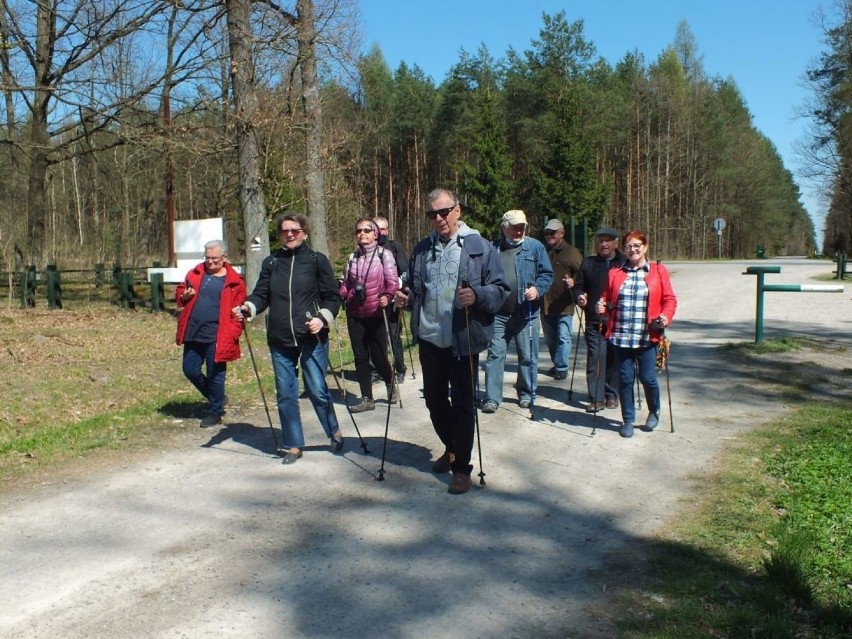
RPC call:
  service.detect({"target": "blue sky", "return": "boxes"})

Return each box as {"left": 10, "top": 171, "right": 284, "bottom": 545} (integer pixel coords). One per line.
{"left": 358, "top": 0, "right": 829, "bottom": 238}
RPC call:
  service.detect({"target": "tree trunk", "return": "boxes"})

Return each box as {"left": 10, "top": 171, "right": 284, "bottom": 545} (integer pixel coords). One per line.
{"left": 297, "top": 0, "right": 328, "bottom": 256}
{"left": 225, "top": 0, "right": 270, "bottom": 290}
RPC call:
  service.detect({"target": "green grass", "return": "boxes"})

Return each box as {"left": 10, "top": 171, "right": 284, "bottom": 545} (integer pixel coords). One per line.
{"left": 0, "top": 306, "right": 387, "bottom": 487}
{"left": 614, "top": 402, "right": 852, "bottom": 638}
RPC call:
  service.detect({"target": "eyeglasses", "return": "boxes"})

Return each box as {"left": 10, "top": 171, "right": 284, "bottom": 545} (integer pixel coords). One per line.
{"left": 426, "top": 205, "right": 456, "bottom": 219}
{"left": 624, "top": 243, "right": 644, "bottom": 250}
{"left": 377, "top": 227, "right": 388, "bottom": 232}
{"left": 508, "top": 224, "right": 526, "bottom": 232}
{"left": 279, "top": 228, "right": 303, "bottom": 236}
{"left": 544, "top": 230, "right": 559, "bottom": 235}
{"left": 205, "top": 256, "right": 224, "bottom": 263}
{"left": 355, "top": 227, "right": 375, "bottom": 234}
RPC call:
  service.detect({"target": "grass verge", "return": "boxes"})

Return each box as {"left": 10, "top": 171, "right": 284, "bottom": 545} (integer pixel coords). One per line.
{"left": 0, "top": 306, "right": 389, "bottom": 489}
{"left": 611, "top": 337, "right": 852, "bottom": 638}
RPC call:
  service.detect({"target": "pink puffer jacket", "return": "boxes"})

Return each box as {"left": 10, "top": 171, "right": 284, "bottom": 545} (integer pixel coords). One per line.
{"left": 339, "top": 242, "right": 399, "bottom": 318}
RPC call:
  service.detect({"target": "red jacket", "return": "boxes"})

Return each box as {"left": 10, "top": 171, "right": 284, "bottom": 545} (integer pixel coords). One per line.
{"left": 600, "top": 261, "right": 677, "bottom": 344}
{"left": 175, "top": 262, "right": 247, "bottom": 362}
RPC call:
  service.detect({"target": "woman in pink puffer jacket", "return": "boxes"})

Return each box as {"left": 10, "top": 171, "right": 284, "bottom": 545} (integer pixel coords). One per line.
{"left": 339, "top": 218, "right": 400, "bottom": 412}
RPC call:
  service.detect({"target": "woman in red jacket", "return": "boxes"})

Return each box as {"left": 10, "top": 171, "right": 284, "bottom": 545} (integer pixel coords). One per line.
{"left": 339, "top": 218, "right": 399, "bottom": 413}
{"left": 175, "top": 240, "right": 246, "bottom": 428}
{"left": 596, "top": 230, "right": 677, "bottom": 438}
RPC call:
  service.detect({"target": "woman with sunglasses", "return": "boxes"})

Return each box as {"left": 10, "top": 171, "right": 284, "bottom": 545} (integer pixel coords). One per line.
{"left": 596, "top": 230, "right": 677, "bottom": 438}
{"left": 339, "top": 218, "right": 400, "bottom": 412}
{"left": 235, "top": 214, "right": 344, "bottom": 464}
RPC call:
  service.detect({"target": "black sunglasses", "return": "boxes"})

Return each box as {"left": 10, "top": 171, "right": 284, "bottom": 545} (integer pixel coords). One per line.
{"left": 426, "top": 205, "right": 456, "bottom": 219}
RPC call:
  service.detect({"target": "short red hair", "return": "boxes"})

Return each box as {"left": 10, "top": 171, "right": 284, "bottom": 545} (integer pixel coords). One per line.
{"left": 622, "top": 229, "right": 647, "bottom": 246}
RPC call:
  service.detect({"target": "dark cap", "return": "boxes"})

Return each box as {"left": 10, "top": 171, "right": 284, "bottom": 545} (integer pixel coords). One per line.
{"left": 595, "top": 227, "right": 619, "bottom": 239}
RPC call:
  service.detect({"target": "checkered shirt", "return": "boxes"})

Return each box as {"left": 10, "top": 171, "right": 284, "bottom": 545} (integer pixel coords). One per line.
{"left": 609, "top": 263, "right": 650, "bottom": 349}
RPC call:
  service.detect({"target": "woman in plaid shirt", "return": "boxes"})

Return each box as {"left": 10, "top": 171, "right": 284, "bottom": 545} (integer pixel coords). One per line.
{"left": 596, "top": 230, "right": 677, "bottom": 438}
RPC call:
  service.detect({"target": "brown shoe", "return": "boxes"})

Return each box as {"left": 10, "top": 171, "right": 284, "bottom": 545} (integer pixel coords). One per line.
{"left": 448, "top": 472, "right": 472, "bottom": 494}
{"left": 605, "top": 398, "right": 619, "bottom": 409}
{"left": 431, "top": 450, "right": 455, "bottom": 474}
{"left": 585, "top": 401, "right": 606, "bottom": 413}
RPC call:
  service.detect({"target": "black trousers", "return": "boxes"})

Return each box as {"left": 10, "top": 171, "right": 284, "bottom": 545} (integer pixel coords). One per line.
{"left": 386, "top": 306, "right": 406, "bottom": 375}
{"left": 419, "top": 340, "right": 478, "bottom": 475}
{"left": 584, "top": 321, "right": 618, "bottom": 402}
{"left": 347, "top": 315, "right": 393, "bottom": 399}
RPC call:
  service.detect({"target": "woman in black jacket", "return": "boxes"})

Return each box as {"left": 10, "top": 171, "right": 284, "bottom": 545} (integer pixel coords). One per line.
{"left": 237, "top": 214, "right": 343, "bottom": 464}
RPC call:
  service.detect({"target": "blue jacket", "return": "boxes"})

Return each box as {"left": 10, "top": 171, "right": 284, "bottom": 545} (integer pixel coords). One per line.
{"left": 405, "top": 225, "right": 509, "bottom": 356}
{"left": 493, "top": 236, "right": 553, "bottom": 317}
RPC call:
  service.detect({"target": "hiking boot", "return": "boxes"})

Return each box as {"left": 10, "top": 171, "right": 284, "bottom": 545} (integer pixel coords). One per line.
{"left": 642, "top": 412, "right": 660, "bottom": 432}
{"left": 350, "top": 397, "right": 375, "bottom": 413}
{"left": 605, "top": 397, "right": 619, "bottom": 409}
{"left": 585, "top": 401, "right": 606, "bottom": 413}
{"left": 545, "top": 366, "right": 557, "bottom": 377}
{"left": 370, "top": 371, "right": 382, "bottom": 384}
{"left": 395, "top": 372, "right": 406, "bottom": 385}
{"left": 448, "top": 472, "right": 472, "bottom": 494}
{"left": 519, "top": 399, "right": 531, "bottom": 409}
{"left": 481, "top": 400, "right": 498, "bottom": 414}
{"left": 431, "top": 450, "right": 455, "bottom": 474}
{"left": 200, "top": 413, "right": 222, "bottom": 428}
{"left": 387, "top": 384, "right": 400, "bottom": 404}
{"left": 553, "top": 370, "right": 567, "bottom": 381}
{"left": 619, "top": 422, "right": 635, "bottom": 438}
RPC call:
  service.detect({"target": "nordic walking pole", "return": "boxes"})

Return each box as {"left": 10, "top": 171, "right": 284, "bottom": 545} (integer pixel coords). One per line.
{"left": 328, "top": 313, "right": 371, "bottom": 454}
{"left": 382, "top": 306, "right": 402, "bottom": 410}
{"left": 663, "top": 331, "right": 674, "bottom": 433}
{"left": 377, "top": 306, "right": 400, "bottom": 482}
{"left": 636, "top": 362, "right": 643, "bottom": 410}
{"left": 526, "top": 295, "right": 536, "bottom": 421}
{"left": 567, "top": 309, "right": 584, "bottom": 401}
{"left": 333, "top": 314, "right": 348, "bottom": 392}
{"left": 400, "top": 313, "right": 417, "bottom": 379}
{"left": 462, "top": 281, "right": 486, "bottom": 486}
{"left": 240, "top": 317, "right": 281, "bottom": 453}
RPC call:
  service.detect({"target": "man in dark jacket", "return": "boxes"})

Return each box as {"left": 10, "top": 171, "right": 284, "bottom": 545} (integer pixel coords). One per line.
{"left": 374, "top": 216, "right": 408, "bottom": 384}
{"left": 395, "top": 188, "right": 509, "bottom": 495}
{"left": 236, "top": 214, "right": 343, "bottom": 465}
{"left": 572, "top": 227, "right": 626, "bottom": 412}
{"left": 541, "top": 218, "right": 582, "bottom": 381}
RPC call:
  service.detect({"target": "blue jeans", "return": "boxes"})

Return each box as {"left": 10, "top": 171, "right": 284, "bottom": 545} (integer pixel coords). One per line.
{"left": 484, "top": 311, "right": 540, "bottom": 404}
{"left": 541, "top": 312, "right": 572, "bottom": 373}
{"left": 270, "top": 339, "right": 339, "bottom": 449}
{"left": 182, "top": 341, "right": 227, "bottom": 415}
{"left": 612, "top": 343, "right": 660, "bottom": 425}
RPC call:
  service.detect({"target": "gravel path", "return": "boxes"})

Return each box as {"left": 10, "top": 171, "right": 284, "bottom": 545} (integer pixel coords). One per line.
{"left": 1, "top": 259, "right": 849, "bottom": 639}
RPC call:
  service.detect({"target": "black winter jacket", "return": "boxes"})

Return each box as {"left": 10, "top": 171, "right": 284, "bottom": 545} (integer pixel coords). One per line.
{"left": 245, "top": 243, "right": 341, "bottom": 348}
{"left": 572, "top": 250, "right": 626, "bottom": 324}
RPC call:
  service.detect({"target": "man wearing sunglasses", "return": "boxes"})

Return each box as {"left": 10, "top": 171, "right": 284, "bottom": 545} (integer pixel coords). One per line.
{"left": 394, "top": 188, "right": 509, "bottom": 495}
{"left": 374, "top": 216, "right": 408, "bottom": 385}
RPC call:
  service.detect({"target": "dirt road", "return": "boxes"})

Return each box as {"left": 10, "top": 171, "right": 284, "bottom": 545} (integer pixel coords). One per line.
{"left": 1, "top": 259, "right": 849, "bottom": 638}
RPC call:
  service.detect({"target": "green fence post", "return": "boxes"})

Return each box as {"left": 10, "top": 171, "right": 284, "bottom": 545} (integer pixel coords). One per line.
{"left": 94, "top": 263, "right": 105, "bottom": 287}
{"left": 20, "top": 265, "right": 36, "bottom": 308}
{"left": 150, "top": 272, "right": 164, "bottom": 313}
{"left": 119, "top": 271, "right": 136, "bottom": 309}
{"left": 46, "top": 264, "right": 62, "bottom": 310}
